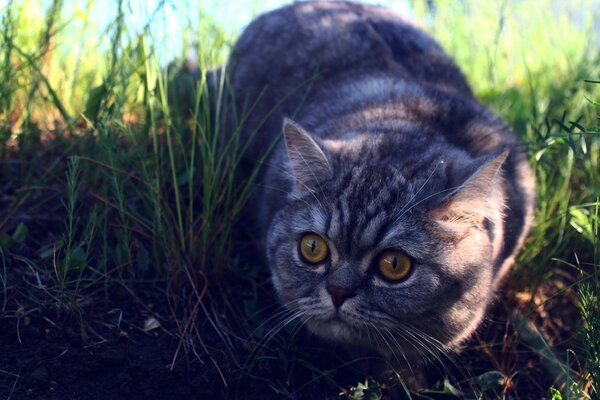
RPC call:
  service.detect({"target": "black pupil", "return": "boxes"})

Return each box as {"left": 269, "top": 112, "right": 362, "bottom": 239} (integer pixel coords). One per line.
{"left": 391, "top": 256, "right": 397, "bottom": 269}
{"left": 309, "top": 240, "right": 316, "bottom": 253}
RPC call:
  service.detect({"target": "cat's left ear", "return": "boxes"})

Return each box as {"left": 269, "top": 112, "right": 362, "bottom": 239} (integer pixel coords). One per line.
{"left": 283, "top": 118, "right": 331, "bottom": 191}
{"left": 430, "top": 151, "right": 508, "bottom": 230}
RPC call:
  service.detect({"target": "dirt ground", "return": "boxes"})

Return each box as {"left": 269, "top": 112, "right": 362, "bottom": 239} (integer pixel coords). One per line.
{"left": 0, "top": 276, "right": 578, "bottom": 400}
{"left": 0, "top": 310, "right": 213, "bottom": 399}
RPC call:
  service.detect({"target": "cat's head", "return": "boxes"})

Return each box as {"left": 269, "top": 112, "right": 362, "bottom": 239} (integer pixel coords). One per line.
{"left": 265, "top": 118, "right": 507, "bottom": 360}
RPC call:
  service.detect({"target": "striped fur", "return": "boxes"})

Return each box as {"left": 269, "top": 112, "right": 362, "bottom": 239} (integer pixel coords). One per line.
{"left": 227, "top": 1, "right": 535, "bottom": 365}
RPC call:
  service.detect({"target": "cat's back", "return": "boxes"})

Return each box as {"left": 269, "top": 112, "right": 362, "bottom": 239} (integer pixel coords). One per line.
{"left": 230, "top": 1, "right": 472, "bottom": 102}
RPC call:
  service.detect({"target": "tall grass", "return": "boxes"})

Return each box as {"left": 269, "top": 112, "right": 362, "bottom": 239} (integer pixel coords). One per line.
{"left": 0, "top": 0, "right": 599, "bottom": 397}
{"left": 0, "top": 0, "right": 248, "bottom": 334}
{"left": 578, "top": 200, "right": 600, "bottom": 397}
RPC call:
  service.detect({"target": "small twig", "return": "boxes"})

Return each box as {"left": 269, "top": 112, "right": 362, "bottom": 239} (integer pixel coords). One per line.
{"left": 169, "top": 271, "right": 208, "bottom": 370}
{"left": 15, "top": 317, "right": 21, "bottom": 345}
{"left": 6, "top": 367, "right": 20, "bottom": 400}
{"left": 0, "top": 368, "right": 20, "bottom": 377}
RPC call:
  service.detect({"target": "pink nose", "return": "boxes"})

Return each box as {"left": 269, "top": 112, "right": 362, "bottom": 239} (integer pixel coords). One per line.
{"left": 327, "top": 287, "right": 353, "bottom": 307}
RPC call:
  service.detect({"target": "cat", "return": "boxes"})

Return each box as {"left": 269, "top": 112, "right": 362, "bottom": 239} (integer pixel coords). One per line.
{"left": 224, "top": 0, "right": 535, "bottom": 374}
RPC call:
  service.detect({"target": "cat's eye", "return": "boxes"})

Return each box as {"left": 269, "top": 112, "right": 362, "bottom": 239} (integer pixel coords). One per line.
{"left": 299, "top": 233, "right": 328, "bottom": 264}
{"left": 378, "top": 251, "right": 412, "bottom": 281}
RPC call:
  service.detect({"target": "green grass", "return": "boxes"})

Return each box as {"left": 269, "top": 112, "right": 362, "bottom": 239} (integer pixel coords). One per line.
{"left": 0, "top": 0, "right": 599, "bottom": 398}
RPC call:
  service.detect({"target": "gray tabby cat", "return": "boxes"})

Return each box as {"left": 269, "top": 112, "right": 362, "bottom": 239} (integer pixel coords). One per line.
{"left": 226, "top": 1, "right": 535, "bottom": 367}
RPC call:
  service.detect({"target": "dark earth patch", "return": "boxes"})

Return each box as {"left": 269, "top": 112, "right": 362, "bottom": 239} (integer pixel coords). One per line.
{"left": 0, "top": 277, "right": 577, "bottom": 399}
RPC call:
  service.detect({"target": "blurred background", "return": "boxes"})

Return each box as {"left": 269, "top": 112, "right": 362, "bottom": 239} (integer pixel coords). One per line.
{"left": 3, "top": 0, "right": 598, "bottom": 130}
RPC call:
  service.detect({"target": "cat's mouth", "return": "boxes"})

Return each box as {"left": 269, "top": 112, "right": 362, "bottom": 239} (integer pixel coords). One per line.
{"left": 309, "top": 318, "right": 355, "bottom": 342}
{"left": 302, "top": 310, "right": 365, "bottom": 343}
{"left": 327, "top": 312, "right": 347, "bottom": 325}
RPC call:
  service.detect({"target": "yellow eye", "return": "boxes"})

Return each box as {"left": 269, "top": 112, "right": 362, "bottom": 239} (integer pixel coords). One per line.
{"left": 378, "top": 251, "right": 412, "bottom": 281}
{"left": 299, "top": 234, "right": 328, "bottom": 264}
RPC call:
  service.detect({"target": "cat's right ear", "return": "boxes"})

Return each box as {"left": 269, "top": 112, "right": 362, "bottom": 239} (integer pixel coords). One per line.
{"left": 429, "top": 151, "right": 508, "bottom": 233}
{"left": 283, "top": 118, "right": 331, "bottom": 191}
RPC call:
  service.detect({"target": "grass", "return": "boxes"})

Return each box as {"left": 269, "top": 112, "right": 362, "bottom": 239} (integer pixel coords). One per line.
{"left": 0, "top": 0, "right": 599, "bottom": 398}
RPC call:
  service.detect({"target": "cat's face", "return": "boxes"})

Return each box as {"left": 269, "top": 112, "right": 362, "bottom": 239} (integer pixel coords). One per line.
{"left": 265, "top": 120, "right": 507, "bottom": 360}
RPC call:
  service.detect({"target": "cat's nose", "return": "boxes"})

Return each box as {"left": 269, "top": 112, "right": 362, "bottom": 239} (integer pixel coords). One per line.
{"left": 327, "top": 286, "right": 354, "bottom": 307}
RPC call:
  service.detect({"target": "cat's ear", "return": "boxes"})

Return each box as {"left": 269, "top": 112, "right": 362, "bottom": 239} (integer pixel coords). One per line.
{"left": 283, "top": 118, "right": 331, "bottom": 191}
{"left": 430, "top": 151, "right": 508, "bottom": 230}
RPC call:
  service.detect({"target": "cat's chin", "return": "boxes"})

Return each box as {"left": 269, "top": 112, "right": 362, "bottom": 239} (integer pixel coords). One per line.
{"left": 304, "top": 316, "right": 362, "bottom": 344}
{"left": 304, "top": 317, "right": 425, "bottom": 370}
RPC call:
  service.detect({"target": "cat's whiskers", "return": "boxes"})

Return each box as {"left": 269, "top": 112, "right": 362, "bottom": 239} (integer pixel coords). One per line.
{"left": 393, "top": 185, "right": 462, "bottom": 225}
{"left": 398, "top": 323, "right": 479, "bottom": 395}
{"left": 380, "top": 326, "right": 422, "bottom": 373}
{"left": 365, "top": 321, "right": 414, "bottom": 398}
{"left": 351, "top": 311, "right": 414, "bottom": 377}
{"left": 362, "top": 305, "right": 471, "bottom": 392}
{"left": 243, "top": 308, "right": 307, "bottom": 373}
{"left": 401, "top": 323, "right": 461, "bottom": 367}
{"left": 236, "top": 306, "right": 309, "bottom": 398}
{"left": 249, "top": 303, "right": 297, "bottom": 336}
{"left": 244, "top": 298, "right": 310, "bottom": 356}
{"left": 286, "top": 312, "right": 312, "bottom": 350}
{"left": 403, "top": 323, "right": 476, "bottom": 385}
{"left": 397, "top": 160, "right": 442, "bottom": 216}
{"left": 361, "top": 322, "right": 393, "bottom": 365}
{"left": 396, "top": 325, "right": 458, "bottom": 383}
{"left": 359, "top": 311, "right": 425, "bottom": 372}
{"left": 245, "top": 298, "right": 298, "bottom": 323}
{"left": 367, "top": 322, "right": 411, "bottom": 369}
{"left": 389, "top": 324, "right": 462, "bottom": 391}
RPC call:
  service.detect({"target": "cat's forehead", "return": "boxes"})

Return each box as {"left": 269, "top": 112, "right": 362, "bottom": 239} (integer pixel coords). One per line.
{"left": 287, "top": 159, "right": 446, "bottom": 257}
{"left": 298, "top": 165, "right": 426, "bottom": 254}
{"left": 334, "top": 164, "right": 405, "bottom": 191}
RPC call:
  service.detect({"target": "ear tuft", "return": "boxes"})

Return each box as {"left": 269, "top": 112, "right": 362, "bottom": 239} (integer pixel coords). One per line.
{"left": 283, "top": 118, "right": 331, "bottom": 191}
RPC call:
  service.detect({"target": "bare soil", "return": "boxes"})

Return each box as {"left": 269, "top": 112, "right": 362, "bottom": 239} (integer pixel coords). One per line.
{"left": 0, "top": 274, "right": 579, "bottom": 399}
